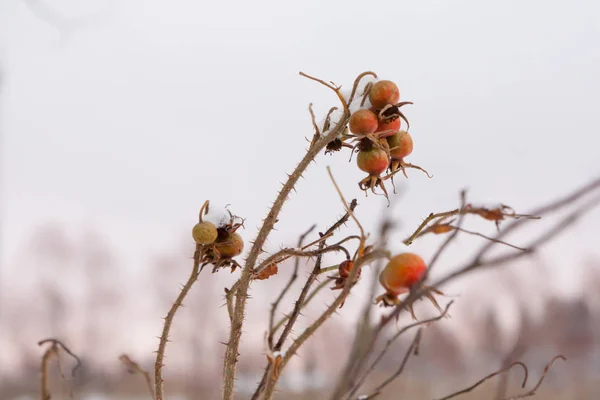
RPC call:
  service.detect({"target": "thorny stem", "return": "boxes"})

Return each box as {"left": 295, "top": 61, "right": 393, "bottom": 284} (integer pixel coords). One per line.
{"left": 346, "top": 302, "right": 454, "bottom": 399}
{"left": 330, "top": 178, "right": 599, "bottom": 398}
{"left": 330, "top": 212, "right": 397, "bottom": 400}
{"left": 403, "top": 210, "right": 461, "bottom": 245}
{"left": 255, "top": 200, "right": 359, "bottom": 400}
{"left": 155, "top": 243, "right": 202, "bottom": 400}
{"left": 254, "top": 242, "right": 346, "bottom": 274}
{"left": 274, "top": 251, "right": 385, "bottom": 376}
{"left": 222, "top": 74, "right": 353, "bottom": 400}
{"left": 270, "top": 279, "right": 331, "bottom": 334}
{"left": 357, "top": 329, "right": 423, "bottom": 400}
{"left": 267, "top": 225, "right": 316, "bottom": 349}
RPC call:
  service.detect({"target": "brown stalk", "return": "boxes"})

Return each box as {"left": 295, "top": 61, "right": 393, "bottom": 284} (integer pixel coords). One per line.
{"left": 346, "top": 301, "right": 454, "bottom": 399}
{"left": 501, "top": 355, "right": 566, "bottom": 400}
{"left": 154, "top": 243, "right": 202, "bottom": 400}
{"left": 267, "top": 224, "right": 316, "bottom": 350}
{"left": 120, "top": 354, "right": 155, "bottom": 399}
{"left": 253, "top": 200, "right": 359, "bottom": 400}
{"left": 355, "top": 329, "right": 423, "bottom": 400}
{"left": 38, "top": 338, "right": 81, "bottom": 400}
{"left": 436, "top": 361, "right": 529, "bottom": 400}
{"left": 222, "top": 71, "right": 365, "bottom": 400}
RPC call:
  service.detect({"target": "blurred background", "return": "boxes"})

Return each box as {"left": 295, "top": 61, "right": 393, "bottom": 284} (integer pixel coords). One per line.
{"left": 1, "top": 0, "right": 600, "bottom": 399}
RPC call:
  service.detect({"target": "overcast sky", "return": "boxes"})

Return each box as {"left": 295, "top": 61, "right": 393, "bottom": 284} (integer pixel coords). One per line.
{"left": 1, "top": 0, "right": 600, "bottom": 294}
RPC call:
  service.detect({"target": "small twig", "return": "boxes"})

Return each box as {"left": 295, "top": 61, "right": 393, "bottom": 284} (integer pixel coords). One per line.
{"left": 437, "top": 193, "right": 600, "bottom": 287}
{"left": 327, "top": 167, "right": 366, "bottom": 249}
{"left": 253, "top": 201, "right": 359, "bottom": 400}
{"left": 299, "top": 71, "right": 349, "bottom": 112}
{"left": 40, "top": 342, "right": 58, "bottom": 400}
{"left": 347, "top": 71, "right": 378, "bottom": 106}
{"left": 501, "top": 355, "right": 566, "bottom": 400}
{"left": 255, "top": 241, "right": 346, "bottom": 274}
{"left": 451, "top": 226, "right": 528, "bottom": 252}
{"left": 427, "top": 190, "right": 467, "bottom": 274}
{"left": 347, "top": 302, "right": 454, "bottom": 399}
{"left": 323, "top": 106, "right": 339, "bottom": 132}
{"left": 155, "top": 243, "right": 203, "bottom": 400}
{"left": 270, "top": 279, "right": 331, "bottom": 335}
{"left": 308, "top": 103, "right": 321, "bottom": 147}
{"left": 38, "top": 338, "right": 81, "bottom": 400}
{"left": 120, "top": 354, "right": 155, "bottom": 399}
{"left": 360, "top": 82, "right": 374, "bottom": 107}
{"left": 357, "top": 329, "right": 423, "bottom": 400}
{"left": 436, "top": 361, "right": 529, "bottom": 400}
{"left": 38, "top": 338, "right": 81, "bottom": 377}
{"left": 267, "top": 224, "right": 316, "bottom": 349}
{"left": 403, "top": 210, "right": 461, "bottom": 245}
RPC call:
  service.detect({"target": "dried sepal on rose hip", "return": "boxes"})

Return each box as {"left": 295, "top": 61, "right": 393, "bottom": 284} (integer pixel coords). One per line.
{"left": 329, "top": 259, "right": 361, "bottom": 291}
{"left": 375, "top": 252, "right": 445, "bottom": 320}
{"left": 383, "top": 130, "right": 431, "bottom": 182}
{"left": 374, "top": 115, "right": 401, "bottom": 139}
{"left": 356, "top": 138, "right": 391, "bottom": 201}
{"left": 252, "top": 263, "right": 278, "bottom": 280}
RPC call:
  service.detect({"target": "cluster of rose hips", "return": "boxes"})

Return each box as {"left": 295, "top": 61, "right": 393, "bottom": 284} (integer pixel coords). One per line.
{"left": 191, "top": 201, "right": 245, "bottom": 272}
{"left": 327, "top": 79, "right": 429, "bottom": 200}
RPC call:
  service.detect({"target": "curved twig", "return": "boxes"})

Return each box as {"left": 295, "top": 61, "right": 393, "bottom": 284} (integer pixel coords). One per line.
{"left": 436, "top": 361, "right": 529, "bottom": 400}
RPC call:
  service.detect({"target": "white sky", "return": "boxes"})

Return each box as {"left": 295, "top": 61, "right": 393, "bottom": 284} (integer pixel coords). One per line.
{"left": 1, "top": 0, "right": 600, "bottom": 291}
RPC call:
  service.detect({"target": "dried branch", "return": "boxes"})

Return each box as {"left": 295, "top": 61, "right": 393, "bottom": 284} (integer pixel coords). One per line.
{"left": 347, "top": 71, "right": 378, "bottom": 106}
{"left": 325, "top": 177, "right": 599, "bottom": 397}
{"left": 356, "top": 329, "right": 423, "bottom": 400}
{"left": 270, "top": 279, "right": 330, "bottom": 334}
{"left": 451, "top": 226, "right": 528, "bottom": 252}
{"left": 120, "top": 354, "right": 155, "bottom": 399}
{"left": 40, "top": 341, "right": 57, "bottom": 400}
{"left": 323, "top": 106, "right": 339, "bottom": 132}
{"left": 299, "top": 71, "right": 350, "bottom": 112}
{"left": 436, "top": 361, "right": 529, "bottom": 400}
{"left": 222, "top": 72, "right": 355, "bottom": 398}
{"left": 308, "top": 103, "right": 321, "bottom": 147}
{"left": 501, "top": 355, "right": 566, "bottom": 400}
{"left": 255, "top": 243, "right": 350, "bottom": 274}
{"left": 267, "top": 225, "right": 316, "bottom": 349}
{"left": 155, "top": 243, "right": 202, "bottom": 400}
{"left": 38, "top": 338, "right": 81, "bottom": 400}
{"left": 254, "top": 200, "right": 359, "bottom": 400}
{"left": 346, "top": 302, "right": 454, "bottom": 399}
{"left": 437, "top": 193, "right": 600, "bottom": 287}
{"left": 403, "top": 210, "right": 461, "bottom": 246}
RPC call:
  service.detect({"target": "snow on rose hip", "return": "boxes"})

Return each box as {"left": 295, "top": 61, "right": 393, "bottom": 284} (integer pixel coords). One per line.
{"left": 194, "top": 202, "right": 246, "bottom": 273}
{"left": 356, "top": 138, "right": 391, "bottom": 199}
